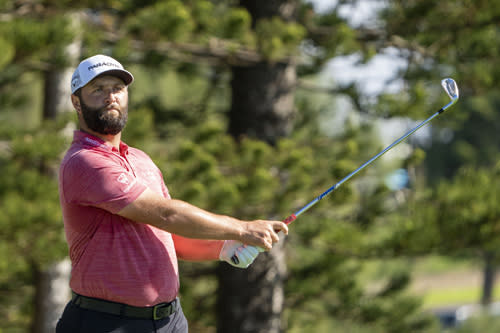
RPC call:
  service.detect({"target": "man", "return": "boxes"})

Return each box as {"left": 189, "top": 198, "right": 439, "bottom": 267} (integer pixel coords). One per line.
{"left": 56, "top": 54, "right": 288, "bottom": 333}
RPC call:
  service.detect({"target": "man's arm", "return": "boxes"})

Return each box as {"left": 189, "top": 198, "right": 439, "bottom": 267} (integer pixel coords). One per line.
{"left": 118, "top": 188, "right": 287, "bottom": 250}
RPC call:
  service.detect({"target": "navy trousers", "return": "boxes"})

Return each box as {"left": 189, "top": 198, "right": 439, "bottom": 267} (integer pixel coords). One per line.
{"left": 56, "top": 299, "right": 188, "bottom": 333}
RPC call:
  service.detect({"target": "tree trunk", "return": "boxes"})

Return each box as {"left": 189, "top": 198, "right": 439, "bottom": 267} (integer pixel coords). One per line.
{"left": 481, "top": 251, "right": 496, "bottom": 306}
{"left": 228, "top": 62, "right": 296, "bottom": 145}
{"left": 42, "top": 34, "right": 81, "bottom": 119}
{"left": 42, "top": 69, "right": 74, "bottom": 119}
{"left": 217, "top": 2, "right": 297, "bottom": 331}
{"left": 217, "top": 238, "right": 287, "bottom": 333}
{"left": 32, "top": 22, "right": 81, "bottom": 332}
{"left": 31, "top": 259, "right": 71, "bottom": 333}
{"left": 220, "top": 63, "right": 296, "bottom": 333}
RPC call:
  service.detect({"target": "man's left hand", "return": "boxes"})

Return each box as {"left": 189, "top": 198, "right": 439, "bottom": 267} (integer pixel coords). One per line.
{"left": 219, "top": 240, "right": 260, "bottom": 268}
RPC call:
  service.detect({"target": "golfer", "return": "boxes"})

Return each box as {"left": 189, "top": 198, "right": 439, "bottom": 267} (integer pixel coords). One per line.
{"left": 56, "top": 54, "right": 288, "bottom": 333}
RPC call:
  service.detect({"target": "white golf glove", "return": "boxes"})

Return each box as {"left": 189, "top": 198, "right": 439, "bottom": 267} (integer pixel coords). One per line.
{"left": 219, "top": 240, "right": 262, "bottom": 268}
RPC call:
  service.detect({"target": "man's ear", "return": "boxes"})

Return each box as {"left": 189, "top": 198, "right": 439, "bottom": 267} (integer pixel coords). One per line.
{"left": 71, "top": 94, "right": 81, "bottom": 113}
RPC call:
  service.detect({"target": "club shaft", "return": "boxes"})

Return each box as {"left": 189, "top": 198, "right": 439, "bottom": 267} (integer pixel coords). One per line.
{"left": 285, "top": 99, "right": 456, "bottom": 225}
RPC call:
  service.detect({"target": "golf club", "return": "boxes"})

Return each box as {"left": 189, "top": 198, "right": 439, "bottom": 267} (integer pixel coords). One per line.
{"left": 232, "top": 78, "right": 459, "bottom": 265}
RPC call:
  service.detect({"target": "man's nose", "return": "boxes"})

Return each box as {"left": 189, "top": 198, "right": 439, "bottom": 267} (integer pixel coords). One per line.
{"left": 103, "top": 90, "right": 118, "bottom": 105}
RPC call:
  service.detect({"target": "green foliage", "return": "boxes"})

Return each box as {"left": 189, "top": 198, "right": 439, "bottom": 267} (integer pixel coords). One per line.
{"left": 455, "top": 315, "right": 500, "bottom": 333}
{"left": 424, "top": 92, "right": 500, "bottom": 181}
{"left": 121, "top": 106, "right": 157, "bottom": 148}
{"left": 0, "top": 122, "right": 68, "bottom": 267}
{"left": 127, "top": 0, "right": 195, "bottom": 42}
{"left": 320, "top": 20, "right": 360, "bottom": 58}
{"left": 255, "top": 17, "right": 306, "bottom": 60}
{"left": 371, "top": 7, "right": 500, "bottom": 307}
{"left": 219, "top": 8, "right": 252, "bottom": 41}
{"left": 433, "top": 164, "right": 500, "bottom": 252}
{"left": 375, "top": 0, "right": 500, "bottom": 187}
{"left": 190, "top": 0, "right": 215, "bottom": 33}
{"left": 0, "top": 36, "right": 14, "bottom": 70}
{"left": 0, "top": 121, "right": 69, "bottom": 331}
{"left": 381, "top": 161, "right": 500, "bottom": 260}
{"left": 0, "top": 17, "right": 75, "bottom": 65}
{"left": 382, "top": 1, "right": 500, "bottom": 94}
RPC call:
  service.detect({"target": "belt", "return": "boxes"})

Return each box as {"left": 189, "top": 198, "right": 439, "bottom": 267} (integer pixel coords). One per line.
{"left": 71, "top": 291, "right": 179, "bottom": 320}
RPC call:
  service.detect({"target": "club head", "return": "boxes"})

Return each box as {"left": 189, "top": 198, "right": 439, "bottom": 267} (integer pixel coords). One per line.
{"left": 441, "top": 78, "right": 459, "bottom": 102}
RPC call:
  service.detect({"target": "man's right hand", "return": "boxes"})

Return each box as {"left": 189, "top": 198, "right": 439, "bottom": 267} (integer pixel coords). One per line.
{"left": 240, "top": 220, "right": 288, "bottom": 250}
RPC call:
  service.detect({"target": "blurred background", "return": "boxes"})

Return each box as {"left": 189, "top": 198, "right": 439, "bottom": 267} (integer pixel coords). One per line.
{"left": 1, "top": 0, "right": 500, "bottom": 332}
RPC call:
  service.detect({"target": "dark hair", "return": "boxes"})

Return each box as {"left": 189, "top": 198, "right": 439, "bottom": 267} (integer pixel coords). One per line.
{"left": 73, "top": 89, "right": 82, "bottom": 98}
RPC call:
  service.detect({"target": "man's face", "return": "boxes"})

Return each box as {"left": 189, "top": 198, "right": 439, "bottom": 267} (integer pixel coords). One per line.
{"left": 77, "top": 75, "right": 129, "bottom": 135}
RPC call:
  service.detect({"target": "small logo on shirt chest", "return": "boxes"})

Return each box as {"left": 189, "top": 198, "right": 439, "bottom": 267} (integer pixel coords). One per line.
{"left": 117, "top": 173, "right": 130, "bottom": 185}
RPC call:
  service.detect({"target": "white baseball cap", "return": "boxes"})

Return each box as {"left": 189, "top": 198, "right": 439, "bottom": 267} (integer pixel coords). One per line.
{"left": 70, "top": 54, "right": 134, "bottom": 94}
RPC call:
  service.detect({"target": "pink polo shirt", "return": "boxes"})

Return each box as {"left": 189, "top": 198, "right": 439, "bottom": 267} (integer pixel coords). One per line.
{"left": 59, "top": 131, "right": 182, "bottom": 306}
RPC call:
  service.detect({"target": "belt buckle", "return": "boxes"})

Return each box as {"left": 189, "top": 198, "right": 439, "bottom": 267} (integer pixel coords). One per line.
{"left": 153, "top": 302, "right": 173, "bottom": 320}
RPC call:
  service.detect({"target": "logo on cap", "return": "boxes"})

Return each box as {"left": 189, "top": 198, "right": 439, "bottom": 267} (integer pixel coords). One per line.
{"left": 88, "top": 62, "right": 121, "bottom": 72}
{"left": 71, "top": 73, "right": 81, "bottom": 89}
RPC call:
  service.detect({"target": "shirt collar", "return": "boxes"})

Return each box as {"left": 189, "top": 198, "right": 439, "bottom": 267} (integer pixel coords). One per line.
{"left": 73, "top": 130, "right": 129, "bottom": 155}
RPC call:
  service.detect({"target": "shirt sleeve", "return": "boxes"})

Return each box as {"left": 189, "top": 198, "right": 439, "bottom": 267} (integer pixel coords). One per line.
{"left": 160, "top": 171, "right": 171, "bottom": 199}
{"left": 171, "top": 234, "right": 224, "bottom": 261}
{"left": 61, "top": 150, "right": 147, "bottom": 214}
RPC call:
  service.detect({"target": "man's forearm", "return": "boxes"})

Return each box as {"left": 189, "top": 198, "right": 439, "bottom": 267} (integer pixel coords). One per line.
{"left": 118, "top": 188, "right": 286, "bottom": 249}
{"left": 154, "top": 199, "right": 244, "bottom": 240}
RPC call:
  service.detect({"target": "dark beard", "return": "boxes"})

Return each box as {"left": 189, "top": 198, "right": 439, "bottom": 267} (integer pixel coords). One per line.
{"left": 80, "top": 100, "right": 128, "bottom": 135}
